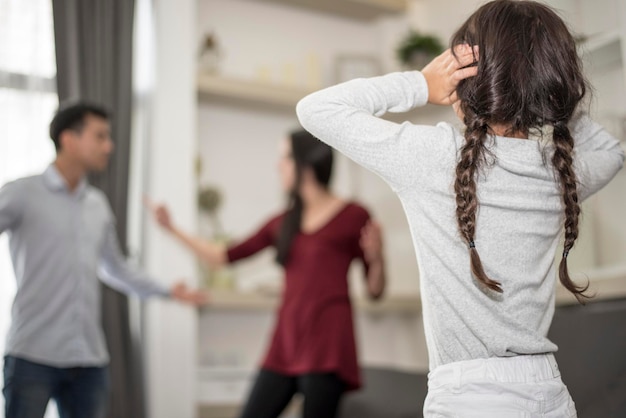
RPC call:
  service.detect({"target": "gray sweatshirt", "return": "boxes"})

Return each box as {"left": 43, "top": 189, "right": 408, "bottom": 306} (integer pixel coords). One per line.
{"left": 296, "top": 71, "right": 625, "bottom": 370}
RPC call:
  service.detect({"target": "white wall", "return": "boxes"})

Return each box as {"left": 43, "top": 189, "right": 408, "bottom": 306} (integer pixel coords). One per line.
{"left": 143, "top": 0, "right": 199, "bottom": 417}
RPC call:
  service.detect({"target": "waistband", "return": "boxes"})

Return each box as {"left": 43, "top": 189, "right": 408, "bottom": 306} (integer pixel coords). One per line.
{"left": 428, "top": 353, "right": 561, "bottom": 387}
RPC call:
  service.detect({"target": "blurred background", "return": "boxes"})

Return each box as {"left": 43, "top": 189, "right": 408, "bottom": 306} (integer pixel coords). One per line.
{"left": 0, "top": 0, "right": 625, "bottom": 417}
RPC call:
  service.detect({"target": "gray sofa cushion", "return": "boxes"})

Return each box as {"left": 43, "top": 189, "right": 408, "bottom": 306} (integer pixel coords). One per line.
{"left": 549, "top": 297, "right": 626, "bottom": 418}
{"left": 339, "top": 297, "right": 626, "bottom": 418}
{"left": 339, "top": 367, "right": 427, "bottom": 418}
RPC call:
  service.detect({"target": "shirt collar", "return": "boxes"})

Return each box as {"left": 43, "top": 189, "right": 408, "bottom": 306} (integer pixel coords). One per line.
{"left": 43, "top": 164, "right": 88, "bottom": 197}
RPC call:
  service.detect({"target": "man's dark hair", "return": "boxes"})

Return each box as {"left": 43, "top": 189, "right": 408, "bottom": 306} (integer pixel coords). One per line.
{"left": 49, "top": 102, "right": 110, "bottom": 150}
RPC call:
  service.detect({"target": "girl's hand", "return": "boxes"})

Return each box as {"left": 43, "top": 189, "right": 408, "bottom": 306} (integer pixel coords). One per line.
{"left": 422, "top": 45, "right": 479, "bottom": 106}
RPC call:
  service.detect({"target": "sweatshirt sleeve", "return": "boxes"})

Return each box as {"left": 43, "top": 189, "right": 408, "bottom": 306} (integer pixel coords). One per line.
{"left": 296, "top": 71, "right": 456, "bottom": 193}
{"left": 569, "top": 113, "right": 625, "bottom": 201}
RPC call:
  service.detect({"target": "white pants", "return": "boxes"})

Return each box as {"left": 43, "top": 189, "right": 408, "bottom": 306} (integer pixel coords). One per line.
{"left": 423, "top": 354, "right": 577, "bottom": 418}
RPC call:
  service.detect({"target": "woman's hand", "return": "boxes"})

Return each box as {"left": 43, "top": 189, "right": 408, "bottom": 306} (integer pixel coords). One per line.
{"left": 360, "top": 220, "right": 385, "bottom": 300}
{"left": 144, "top": 196, "right": 227, "bottom": 267}
{"left": 144, "top": 196, "right": 174, "bottom": 232}
{"left": 360, "top": 221, "right": 383, "bottom": 265}
{"left": 421, "top": 45, "right": 479, "bottom": 106}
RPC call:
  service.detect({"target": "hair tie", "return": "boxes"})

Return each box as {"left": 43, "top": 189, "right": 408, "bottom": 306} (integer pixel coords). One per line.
{"left": 563, "top": 249, "right": 569, "bottom": 258}
{"left": 528, "top": 125, "right": 554, "bottom": 143}
{"left": 469, "top": 241, "right": 476, "bottom": 249}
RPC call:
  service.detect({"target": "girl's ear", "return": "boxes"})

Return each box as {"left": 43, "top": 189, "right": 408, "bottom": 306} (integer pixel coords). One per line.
{"left": 453, "top": 100, "right": 465, "bottom": 122}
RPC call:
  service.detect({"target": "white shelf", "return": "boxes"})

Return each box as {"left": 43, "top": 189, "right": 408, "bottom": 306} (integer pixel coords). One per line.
{"left": 251, "top": 0, "right": 407, "bottom": 20}
{"left": 200, "top": 289, "right": 422, "bottom": 313}
{"left": 198, "top": 404, "right": 239, "bottom": 418}
{"left": 197, "top": 73, "right": 313, "bottom": 110}
{"left": 201, "top": 267, "right": 626, "bottom": 312}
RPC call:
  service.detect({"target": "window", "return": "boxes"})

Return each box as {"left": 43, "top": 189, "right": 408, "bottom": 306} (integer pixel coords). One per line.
{"left": 0, "top": 0, "right": 57, "bottom": 416}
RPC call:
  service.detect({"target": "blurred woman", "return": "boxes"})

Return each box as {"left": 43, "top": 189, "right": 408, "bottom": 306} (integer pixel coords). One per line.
{"left": 147, "top": 129, "right": 385, "bottom": 418}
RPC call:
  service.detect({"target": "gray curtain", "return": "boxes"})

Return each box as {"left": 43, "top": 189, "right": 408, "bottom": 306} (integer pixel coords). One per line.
{"left": 51, "top": 1, "right": 145, "bottom": 417}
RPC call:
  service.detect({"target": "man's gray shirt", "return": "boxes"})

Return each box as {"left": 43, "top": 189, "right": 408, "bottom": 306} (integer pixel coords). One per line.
{"left": 0, "top": 165, "right": 169, "bottom": 367}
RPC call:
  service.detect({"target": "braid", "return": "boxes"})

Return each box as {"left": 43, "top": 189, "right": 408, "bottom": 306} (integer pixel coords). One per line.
{"left": 551, "top": 121, "right": 590, "bottom": 304}
{"left": 455, "top": 118, "right": 503, "bottom": 293}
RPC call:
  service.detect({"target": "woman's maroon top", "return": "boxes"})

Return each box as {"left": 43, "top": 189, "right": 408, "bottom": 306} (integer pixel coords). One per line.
{"left": 226, "top": 202, "right": 370, "bottom": 390}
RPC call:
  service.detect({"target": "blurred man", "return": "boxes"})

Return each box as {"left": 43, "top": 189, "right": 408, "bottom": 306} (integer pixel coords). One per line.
{"left": 0, "top": 102, "right": 206, "bottom": 418}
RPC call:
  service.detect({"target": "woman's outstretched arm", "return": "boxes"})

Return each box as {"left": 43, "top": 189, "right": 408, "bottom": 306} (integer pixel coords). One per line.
{"left": 144, "top": 198, "right": 227, "bottom": 267}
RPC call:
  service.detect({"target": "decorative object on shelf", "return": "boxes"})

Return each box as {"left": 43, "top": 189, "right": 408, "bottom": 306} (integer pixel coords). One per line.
{"left": 281, "top": 62, "right": 297, "bottom": 87}
{"left": 306, "top": 52, "right": 322, "bottom": 90}
{"left": 198, "top": 32, "right": 222, "bottom": 74}
{"left": 198, "top": 186, "right": 223, "bottom": 232}
{"left": 197, "top": 182, "right": 236, "bottom": 290}
{"left": 334, "top": 54, "right": 382, "bottom": 84}
{"left": 396, "top": 30, "right": 444, "bottom": 69}
{"left": 255, "top": 65, "right": 272, "bottom": 84}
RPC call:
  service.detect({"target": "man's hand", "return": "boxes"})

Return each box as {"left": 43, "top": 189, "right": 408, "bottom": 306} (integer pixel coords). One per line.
{"left": 170, "top": 281, "right": 209, "bottom": 306}
{"left": 422, "top": 44, "right": 479, "bottom": 106}
{"left": 360, "top": 221, "right": 383, "bottom": 265}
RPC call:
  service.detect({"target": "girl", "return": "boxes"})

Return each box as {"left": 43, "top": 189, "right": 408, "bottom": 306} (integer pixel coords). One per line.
{"left": 296, "top": 1, "right": 624, "bottom": 416}
{"left": 147, "top": 130, "right": 385, "bottom": 418}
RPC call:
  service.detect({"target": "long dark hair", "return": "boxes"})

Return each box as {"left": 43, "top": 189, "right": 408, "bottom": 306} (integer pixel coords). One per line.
{"left": 451, "top": 0, "right": 589, "bottom": 303}
{"left": 275, "top": 130, "right": 334, "bottom": 265}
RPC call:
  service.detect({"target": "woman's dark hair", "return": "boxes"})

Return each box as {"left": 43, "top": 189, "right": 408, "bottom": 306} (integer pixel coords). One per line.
{"left": 49, "top": 102, "right": 110, "bottom": 151}
{"left": 276, "top": 130, "right": 334, "bottom": 265}
{"left": 451, "top": 0, "right": 589, "bottom": 303}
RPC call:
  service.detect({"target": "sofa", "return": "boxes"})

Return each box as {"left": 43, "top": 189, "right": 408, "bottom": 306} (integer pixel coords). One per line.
{"left": 339, "top": 297, "right": 626, "bottom": 418}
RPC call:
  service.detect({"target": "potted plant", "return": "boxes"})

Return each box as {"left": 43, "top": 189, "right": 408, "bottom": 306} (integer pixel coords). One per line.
{"left": 197, "top": 185, "right": 235, "bottom": 290}
{"left": 396, "top": 30, "right": 444, "bottom": 70}
{"left": 198, "top": 186, "right": 224, "bottom": 237}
